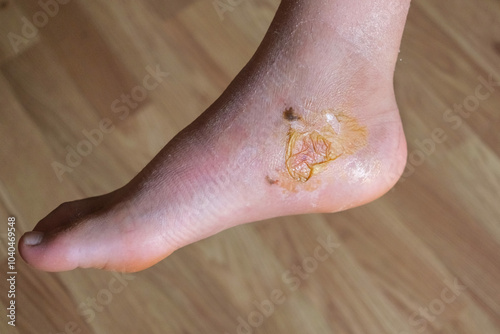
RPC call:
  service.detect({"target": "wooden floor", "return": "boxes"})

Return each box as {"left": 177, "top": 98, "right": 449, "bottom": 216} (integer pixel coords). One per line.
{"left": 1, "top": 0, "right": 500, "bottom": 333}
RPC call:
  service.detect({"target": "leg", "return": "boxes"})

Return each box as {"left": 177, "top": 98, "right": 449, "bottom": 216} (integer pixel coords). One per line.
{"left": 20, "top": 0, "right": 410, "bottom": 272}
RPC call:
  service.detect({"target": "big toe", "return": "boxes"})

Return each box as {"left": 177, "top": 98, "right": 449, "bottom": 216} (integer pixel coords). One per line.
{"left": 19, "top": 195, "right": 175, "bottom": 272}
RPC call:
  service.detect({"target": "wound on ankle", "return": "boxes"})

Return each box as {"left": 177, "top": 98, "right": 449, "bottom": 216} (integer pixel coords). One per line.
{"left": 284, "top": 109, "right": 367, "bottom": 182}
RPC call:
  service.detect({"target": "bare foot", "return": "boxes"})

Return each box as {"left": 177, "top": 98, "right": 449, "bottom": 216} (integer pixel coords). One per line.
{"left": 20, "top": 0, "right": 409, "bottom": 272}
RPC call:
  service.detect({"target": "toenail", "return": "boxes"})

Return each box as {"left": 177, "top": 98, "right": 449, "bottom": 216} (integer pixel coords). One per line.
{"left": 23, "top": 231, "right": 44, "bottom": 246}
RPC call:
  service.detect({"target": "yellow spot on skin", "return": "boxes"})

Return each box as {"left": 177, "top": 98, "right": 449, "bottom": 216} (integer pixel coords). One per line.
{"left": 285, "top": 111, "right": 367, "bottom": 182}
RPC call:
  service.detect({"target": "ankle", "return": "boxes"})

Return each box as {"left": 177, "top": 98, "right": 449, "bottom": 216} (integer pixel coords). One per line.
{"left": 272, "top": 0, "right": 411, "bottom": 68}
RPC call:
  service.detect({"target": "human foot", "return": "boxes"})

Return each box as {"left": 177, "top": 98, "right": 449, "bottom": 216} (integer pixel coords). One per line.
{"left": 20, "top": 0, "right": 410, "bottom": 272}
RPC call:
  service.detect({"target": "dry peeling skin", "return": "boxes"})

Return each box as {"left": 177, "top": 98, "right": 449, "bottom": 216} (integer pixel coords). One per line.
{"left": 284, "top": 109, "right": 367, "bottom": 182}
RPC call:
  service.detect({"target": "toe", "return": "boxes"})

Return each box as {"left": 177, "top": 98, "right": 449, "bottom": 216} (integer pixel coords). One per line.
{"left": 19, "top": 194, "right": 176, "bottom": 272}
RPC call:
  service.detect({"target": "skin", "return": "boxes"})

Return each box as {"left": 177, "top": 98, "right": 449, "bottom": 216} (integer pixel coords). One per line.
{"left": 19, "top": 0, "right": 411, "bottom": 273}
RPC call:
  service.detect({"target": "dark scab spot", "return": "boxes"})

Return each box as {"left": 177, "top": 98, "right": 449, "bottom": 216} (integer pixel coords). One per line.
{"left": 283, "top": 108, "right": 301, "bottom": 121}
{"left": 0, "top": 1, "right": 8, "bottom": 9}
{"left": 266, "top": 176, "right": 279, "bottom": 185}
